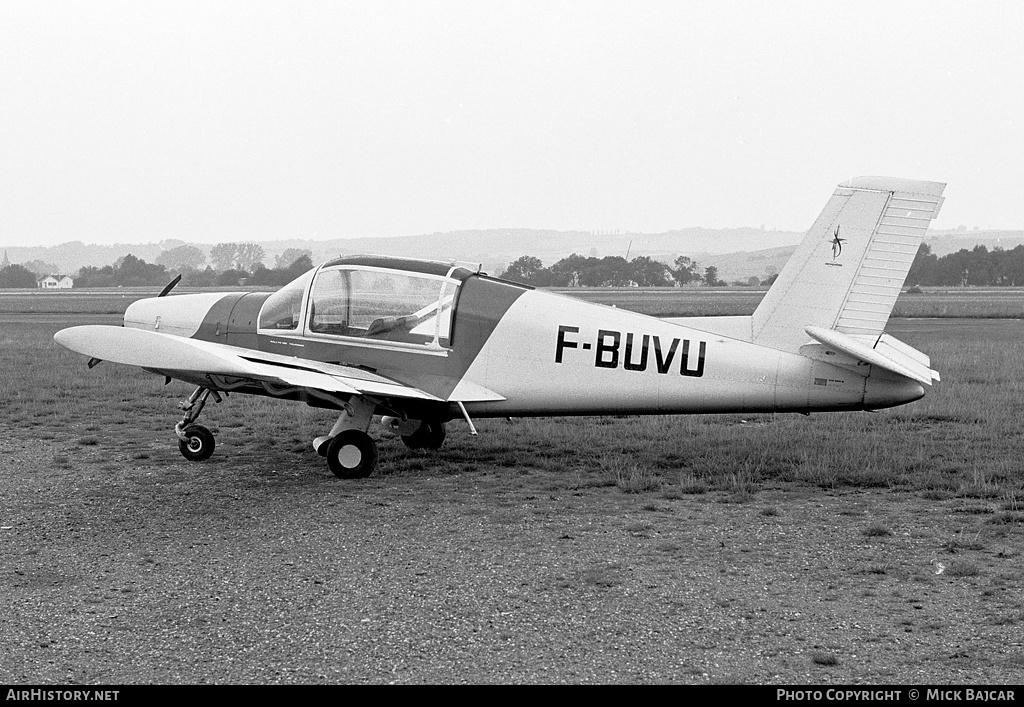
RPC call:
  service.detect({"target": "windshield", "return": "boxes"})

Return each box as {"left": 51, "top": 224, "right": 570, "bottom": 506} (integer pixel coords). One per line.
{"left": 257, "top": 268, "right": 315, "bottom": 330}
{"left": 307, "top": 266, "right": 458, "bottom": 347}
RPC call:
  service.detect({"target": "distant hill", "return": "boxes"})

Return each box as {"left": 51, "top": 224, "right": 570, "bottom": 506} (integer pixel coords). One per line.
{"left": 924, "top": 230, "right": 1024, "bottom": 256}
{"left": 2, "top": 228, "right": 805, "bottom": 280}
{"left": 704, "top": 245, "right": 798, "bottom": 283}
{"left": 2, "top": 242, "right": 166, "bottom": 275}
{"left": 4, "top": 227, "right": 1021, "bottom": 284}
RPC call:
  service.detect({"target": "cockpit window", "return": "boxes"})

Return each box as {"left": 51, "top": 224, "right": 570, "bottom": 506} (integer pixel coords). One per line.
{"left": 308, "top": 267, "right": 458, "bottom": 347}
{"left": 257, "top": 268, "right": 314, "bottom": 330}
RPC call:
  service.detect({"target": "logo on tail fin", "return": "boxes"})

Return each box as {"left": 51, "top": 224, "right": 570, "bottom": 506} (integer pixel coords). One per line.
{"left": 831, "top": 226, "right": 846, "bottom": 260}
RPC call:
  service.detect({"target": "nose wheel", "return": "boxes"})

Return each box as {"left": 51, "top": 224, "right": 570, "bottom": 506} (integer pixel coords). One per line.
{"left": 178, "top": 424, "right": 215, "bottom": 461}
{"left": 174, "top": 386, "right": 221, "bottom": 462}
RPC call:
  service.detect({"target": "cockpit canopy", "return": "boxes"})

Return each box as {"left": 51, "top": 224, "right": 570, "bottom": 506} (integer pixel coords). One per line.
{"left": 258, "top": 257, "right": 477, "bottom": 349}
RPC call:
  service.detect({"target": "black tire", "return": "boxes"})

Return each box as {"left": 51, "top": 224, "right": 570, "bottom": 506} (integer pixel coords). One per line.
{"left": 178, "top": 424, "right": 215, "bottom": 462}
{"left": 326, "top": 430, "right": 378, "bottom": 479}
{"left": 401, "top": 420, "right": 446, "bottom": 451}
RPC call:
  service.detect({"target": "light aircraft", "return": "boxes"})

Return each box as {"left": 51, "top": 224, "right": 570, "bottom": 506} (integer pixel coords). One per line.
{"left": 55, "top": 177, "right": 945, "bottom": 479}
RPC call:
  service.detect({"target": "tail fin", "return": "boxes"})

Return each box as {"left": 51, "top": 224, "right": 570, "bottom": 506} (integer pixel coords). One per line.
{"left": 752, "top": 177, "right": 945, "bottom": 353}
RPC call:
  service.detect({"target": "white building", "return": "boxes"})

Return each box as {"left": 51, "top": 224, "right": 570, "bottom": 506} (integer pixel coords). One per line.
{"left": 37, "top": 274, "right": 74, "bottom": 289}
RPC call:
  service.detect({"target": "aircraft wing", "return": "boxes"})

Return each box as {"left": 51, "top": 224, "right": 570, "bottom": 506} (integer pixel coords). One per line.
{"left": 54, "top": 325, "right": 443, "bottom": 401}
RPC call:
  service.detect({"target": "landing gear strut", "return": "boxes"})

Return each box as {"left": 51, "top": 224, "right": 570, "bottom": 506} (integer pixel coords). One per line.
{"left": 175, "top": 387, "right": 221, "bottom": 462}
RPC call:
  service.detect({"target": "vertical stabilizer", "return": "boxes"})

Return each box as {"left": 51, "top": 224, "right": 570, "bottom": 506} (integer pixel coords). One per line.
{"left": 752, "top": 177, "right": 945, "bottom": 353}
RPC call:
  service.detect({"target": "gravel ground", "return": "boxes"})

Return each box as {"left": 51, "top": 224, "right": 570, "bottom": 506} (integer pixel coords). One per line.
{"left": 2, "top": 433, "right": 1023, "bottom": 685}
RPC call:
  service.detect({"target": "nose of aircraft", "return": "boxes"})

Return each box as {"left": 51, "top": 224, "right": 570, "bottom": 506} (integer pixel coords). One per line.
{"left": 124, "top": 292, "right": 236, "bottom": 337}
{"left": 863, "top": 373, "right": 925, "bottom": 410}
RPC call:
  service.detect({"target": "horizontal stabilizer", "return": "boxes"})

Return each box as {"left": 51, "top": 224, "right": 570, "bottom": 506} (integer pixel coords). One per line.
{"left": 803, "top": 325, "right": 938, "bottom": 386}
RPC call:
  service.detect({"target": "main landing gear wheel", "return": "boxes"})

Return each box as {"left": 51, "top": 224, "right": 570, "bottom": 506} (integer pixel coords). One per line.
{"left": 326, "top": 430, "right": 378, "bottom": 479}
{"left": 178, "top": 424, "right": 215, "bottom": 461}
{"left": 401, "top": 420, "right": 446, "bottom": 450}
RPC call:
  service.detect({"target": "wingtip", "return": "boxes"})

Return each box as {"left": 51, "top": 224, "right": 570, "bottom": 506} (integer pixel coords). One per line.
{"left": 53, "top": 325, "right": 82, "bottom": 350}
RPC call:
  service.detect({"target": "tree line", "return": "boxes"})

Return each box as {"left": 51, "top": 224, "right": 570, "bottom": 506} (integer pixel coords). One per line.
{"left": 907, "top": 244, "right": 1024, "bottom": 287}
{"left": 499, "top": 254, "right": 745, "bottom": 288}
{"left": 0, "top": 243, "right": 320, "bottom": 289}
{"left": 8, "top": 240, "right": 1024, "bottom": 290}
{"left": 0, "top": 249, "right": 757, "bottom": 289}
{"left": 71, "top": 248, "right": 315, "bottom": 288}
{"left": 503, "top": 244, "right": 1024, "bottom": 289}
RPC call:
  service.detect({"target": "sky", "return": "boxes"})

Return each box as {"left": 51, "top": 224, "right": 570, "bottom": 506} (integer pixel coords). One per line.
{"left": 1, "top": 0, "right": 1022, "bottom": 248}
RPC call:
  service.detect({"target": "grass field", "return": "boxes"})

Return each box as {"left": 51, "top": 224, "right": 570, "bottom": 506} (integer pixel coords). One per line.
{"left": 2, "top": 302, "right": 1023, "bottom": 683}
{"left": 4, "top": 288, "right": 1023, "bottom": 500}
{"left": 1, "top": 315, "right": 1021, "bottom": 501}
